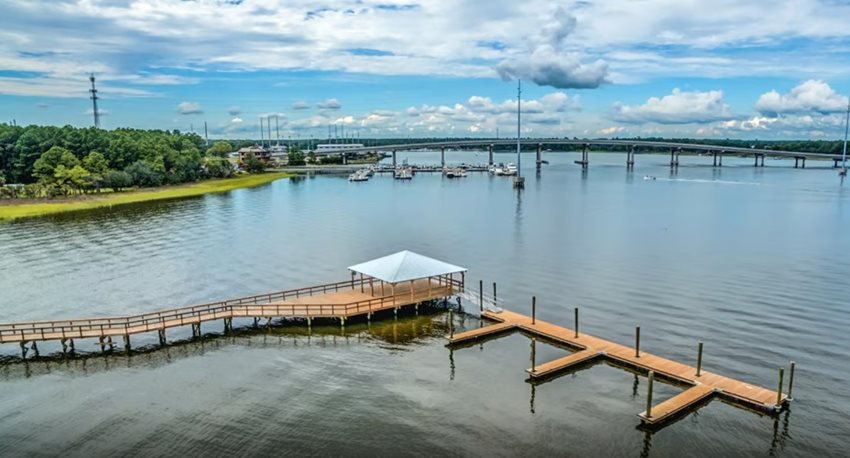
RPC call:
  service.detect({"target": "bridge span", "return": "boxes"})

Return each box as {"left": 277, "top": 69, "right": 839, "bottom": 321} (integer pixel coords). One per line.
{"left": 336, "top": 139, "right": 845, "bottom": 170}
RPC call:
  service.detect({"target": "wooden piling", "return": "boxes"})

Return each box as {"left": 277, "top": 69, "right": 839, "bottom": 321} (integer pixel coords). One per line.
{"left": 776, "top": 367, "right": 785, "bottom": 407}
{"left": 635, "top": 326, "right": 640, "bottom": 358}
{"left": 574, "top": 307, "right": 579, "bottom": 338}
{"left": 531, "top": 338, "right": 537, "bottom": 373}
{"left": 788, "top": 361, "right": 796, "bottom": 400}
{"left": 493, "top": 282, "right": 497, "bottom": 307}
{"left": 646, "top": 370, "right": 655, "bottom": 418}
{"left": 531, "top": 296, "right": 536, "bottom": 324}
{"left": 123, "top": 334, "right": 130, "bottom": 352}
{"left": 696, "top": 342, "right": 703, "bottom": 377}
{"left": 449, "top": 309, "right": 454, "bottom": 338}
{"left": 479, "top": 280, "right": 483, "bottom": 312}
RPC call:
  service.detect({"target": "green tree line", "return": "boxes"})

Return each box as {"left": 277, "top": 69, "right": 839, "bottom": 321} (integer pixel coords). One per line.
{"left": 0, "top": 124, "right": 240, "bottom": 198}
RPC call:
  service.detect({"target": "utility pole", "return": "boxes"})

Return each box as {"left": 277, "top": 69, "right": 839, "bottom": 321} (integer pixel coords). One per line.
{"left": 260, "top": 116, "right": 265, "bottom": 146}
{"left": 275, "top": 115, "right": 280, "bottom": 147}
{"left": 89, "top": 74, "right": 100, "bottom": 128}
{"left": 204, "top": 121, "right": 209, "bottom": 146}
{"left": 842, "top": 101, "right": 849, "bottom": 174}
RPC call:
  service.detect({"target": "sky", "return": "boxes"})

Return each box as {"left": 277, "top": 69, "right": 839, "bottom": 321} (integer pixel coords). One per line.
{"left": 2, "top": 0, "right": 850, "bottom": 140}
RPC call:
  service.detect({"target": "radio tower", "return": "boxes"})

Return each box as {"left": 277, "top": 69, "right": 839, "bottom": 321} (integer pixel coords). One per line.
{"left": 89, "top": 74, "right": 101, "bottom": 128}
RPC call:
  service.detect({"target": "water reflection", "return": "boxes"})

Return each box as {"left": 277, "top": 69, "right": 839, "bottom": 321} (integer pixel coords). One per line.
{"left": 0, "top": 310, "right": 450, "bottom": 379}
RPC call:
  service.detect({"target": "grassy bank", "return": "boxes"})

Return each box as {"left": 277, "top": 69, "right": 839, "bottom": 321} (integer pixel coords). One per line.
{"left": 0, "top": 172, "right": 293, "bottom": 221}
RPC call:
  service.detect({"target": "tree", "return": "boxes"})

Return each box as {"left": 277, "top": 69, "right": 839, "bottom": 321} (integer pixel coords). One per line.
{"left": 204, "top": 157, "right": 234, "bottom": 178}
{"left": 125, "top": 161, "right": 163, "bottom": 187}
{"left": 33, "top": 146, "right": 79, "bottom": 183}
{"left": 103, "top": 170, "right": 133, "bottom": 191}
{"left": 206, "top": 141, "right": 233, "bottom": 158}
{"left": 287, "top": 149, "right": 305, "bottom": 166}
{"left": 83, "top": 151, "right": 109, "bottom": 191}
{"left": 242, "top": 152, "right": 265, "bottom": 173}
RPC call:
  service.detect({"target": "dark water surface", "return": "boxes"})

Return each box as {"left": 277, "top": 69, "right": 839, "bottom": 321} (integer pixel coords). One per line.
{"left": 1, "top": 151, "right": 849, "bottom": 457}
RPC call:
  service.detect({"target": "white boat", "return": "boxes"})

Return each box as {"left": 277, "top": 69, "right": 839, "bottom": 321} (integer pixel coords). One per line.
{"left": 445, "top": 168, "right": 467, "bottom": 178}
{"left": 348, "top": 170, "right": 369, "bottom": 181}
{"left": 394, "top": 167, "right": 413, "bottom": 180}
{"left": 501, "top": 163, "right": 518, "bottom": 176}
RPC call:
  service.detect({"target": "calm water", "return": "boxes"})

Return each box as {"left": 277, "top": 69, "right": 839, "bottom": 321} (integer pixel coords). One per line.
{"left": 1, "top": 151, "right": 849, "bottom": 457}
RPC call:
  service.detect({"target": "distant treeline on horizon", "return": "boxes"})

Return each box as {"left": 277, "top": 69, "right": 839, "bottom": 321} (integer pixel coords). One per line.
{"left": 1, "top": 123, "right": 846, "bottom": 185}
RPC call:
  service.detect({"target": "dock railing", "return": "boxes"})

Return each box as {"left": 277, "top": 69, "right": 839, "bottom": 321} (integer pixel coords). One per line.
{"left": 0, "top": 276, "right": 460, "bottom": 343}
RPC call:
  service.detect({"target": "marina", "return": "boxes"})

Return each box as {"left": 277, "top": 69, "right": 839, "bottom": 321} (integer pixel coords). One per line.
{"left": 1, "top": 154, "right": 846, "bottom": 456}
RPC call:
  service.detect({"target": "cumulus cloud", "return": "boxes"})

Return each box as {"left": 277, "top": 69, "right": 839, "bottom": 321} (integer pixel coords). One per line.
{"left": 292, "top": 100, "right": 309, "bottom": 110}
{"left": 496, "top": 8, "right": 609, "bottom": 89}
{"left": 228, "top": 106, "right": 241, "bottom": 116}
{"left": 317, "top": 98, "right": 342, "bottom": 110}
{"left": 755, "top": 80, "right": 849, "bottom": 117}
{"left": 177, "top": 101, "right": 203, "bottom": 115}
{"left": 611, "top": 88, "right": 733, "bottom": 124}
{"left": 598, "top": 126, "right": 625, "bottom": 136}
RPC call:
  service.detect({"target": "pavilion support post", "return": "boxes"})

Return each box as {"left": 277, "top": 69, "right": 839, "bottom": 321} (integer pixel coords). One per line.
{"left": 428, "top": 277, "right": 432, "bottom": 299}
{"left": 340, "top": 317, "right": 345, "bottom": 329}
{"left": 369, "top": 277, "right": 374, "bottom": 296}
{"left": 460, "top": 271, "right": 465, "bottom": 292}
{"left": 123, "top": 334, "right": 131, "bottom": 352}
{"left": 410, "top": 279, "right": 415, "bottom": 301}
{"left": 351, "top": 271, "right": 355, "bottom": 290}
{"left": 307, "top": 317, "right": 312, "bottom": 332}
{"left": 360, "top": 273, "right": 364, "bottom": 293}
{"left": 381, "top": 281, "right": 385, "bottom": 297}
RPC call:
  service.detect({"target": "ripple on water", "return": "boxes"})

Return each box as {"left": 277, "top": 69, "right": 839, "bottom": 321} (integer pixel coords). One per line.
{"left": 1, "top": 154, "right": 849, "bottom": 456}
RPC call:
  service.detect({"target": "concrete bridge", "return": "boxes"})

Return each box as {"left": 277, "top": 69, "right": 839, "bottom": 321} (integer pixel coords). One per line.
{"left": 336, "top": 139, "right": 845, "bottom": 170}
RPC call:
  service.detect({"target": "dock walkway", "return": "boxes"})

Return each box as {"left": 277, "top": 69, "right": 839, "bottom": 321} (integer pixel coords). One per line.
{"left": 450, "top": 309, "right": 789, "bottom": 427}
{"left": 1, "top": 277, "right": 458, "bottom": 348}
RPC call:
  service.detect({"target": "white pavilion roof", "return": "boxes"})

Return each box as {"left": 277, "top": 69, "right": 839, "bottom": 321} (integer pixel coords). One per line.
{"left": 348, "top": 251, "right": 467, "bottom": 284}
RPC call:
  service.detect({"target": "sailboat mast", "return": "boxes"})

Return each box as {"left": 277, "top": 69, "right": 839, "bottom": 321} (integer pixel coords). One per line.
{"left": 516, "top": 79, "right": 521, "bottom": 177}
{"left": 842, "top": 101, "right": 849, "bottom": 171}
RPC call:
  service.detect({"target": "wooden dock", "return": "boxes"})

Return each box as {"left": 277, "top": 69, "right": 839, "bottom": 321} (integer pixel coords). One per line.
{"left": 450, "top": 309, "right": 790, "bottom": 428}
{"left": 1, "top": 276, "right": 460, "bottom": 353}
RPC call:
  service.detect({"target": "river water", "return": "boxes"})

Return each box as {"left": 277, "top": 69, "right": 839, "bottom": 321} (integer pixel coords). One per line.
{"left": 1, "top": 151, "right": 848, "bottom": 456}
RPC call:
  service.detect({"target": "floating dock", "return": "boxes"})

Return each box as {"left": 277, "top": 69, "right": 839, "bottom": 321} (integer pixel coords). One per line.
{"left": 449, "top": 308, "right": 792, "bottom": 428}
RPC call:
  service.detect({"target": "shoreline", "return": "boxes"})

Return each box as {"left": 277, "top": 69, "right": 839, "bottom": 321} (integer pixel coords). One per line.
{"left": 0, "top": 172, "right": 293, "bottom": 221}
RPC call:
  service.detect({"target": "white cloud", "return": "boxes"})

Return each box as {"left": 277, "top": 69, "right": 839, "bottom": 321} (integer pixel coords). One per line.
{"left": 611, "top": 88, "right": 733, "bottom": 124}
{"left": 496, "top": 8, "right": 609, "bottom": 89}
{"left": 292, "top": 100, "right": 309, "bottom": 110}
{"left": 317, "top": 98, "right": 341, "bottom": 110}
{"left": 177, "top": 101, "right": 203, "bottom": 115}
{"left": 228, "top": 106, "right": 241, "bottom": 116}
{"left": 598, "top": 126, "right": 625, "bottom": 136}
{"left": 755, "top": 80, "right": 849, "bottom": 117}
